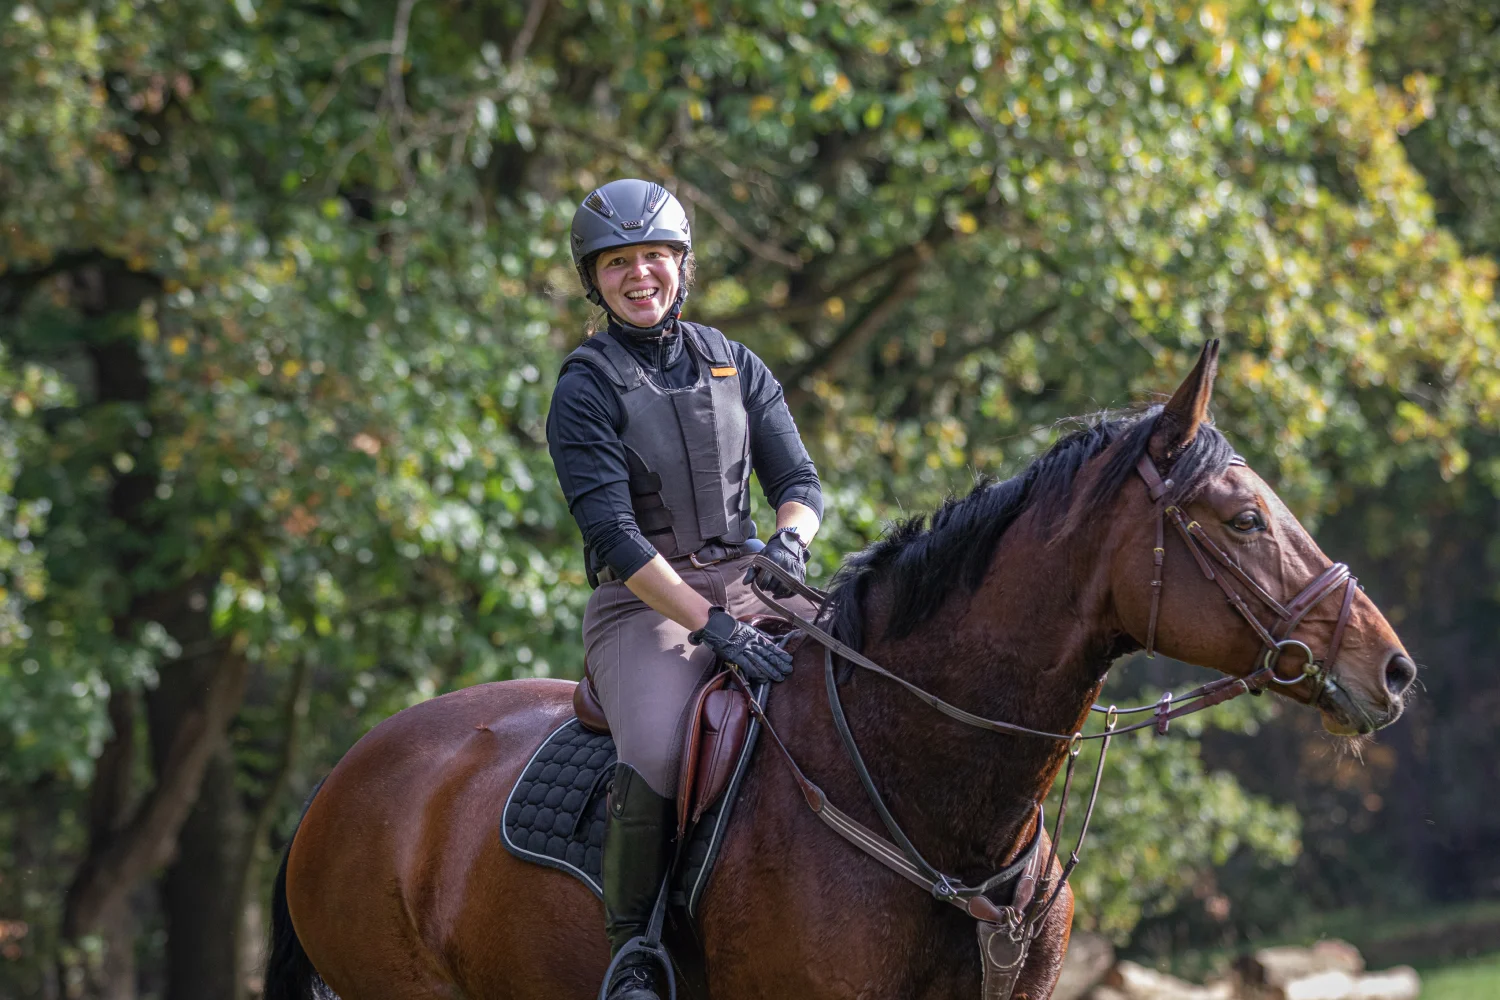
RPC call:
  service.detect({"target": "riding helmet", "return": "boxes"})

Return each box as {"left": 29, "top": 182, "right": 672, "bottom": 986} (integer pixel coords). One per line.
{"left": 569, "top": 178, "right": 692, "bottom": 307}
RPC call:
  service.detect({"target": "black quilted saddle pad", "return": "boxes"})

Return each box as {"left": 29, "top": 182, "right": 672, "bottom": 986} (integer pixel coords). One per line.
{"left": 499, "top": 682, "right": 766, "bottom": 919}
{"left": 502, "top": 724, "right": 615, "bottom": 879}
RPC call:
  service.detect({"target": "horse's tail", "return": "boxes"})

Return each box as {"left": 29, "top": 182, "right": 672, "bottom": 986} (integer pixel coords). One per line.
{"left": 264, "top": 778, "right": 330, "bottom": 1000}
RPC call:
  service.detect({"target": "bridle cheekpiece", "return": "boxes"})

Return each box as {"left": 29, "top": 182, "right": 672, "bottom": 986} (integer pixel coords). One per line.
{"left": 1133, "top": 452, "right": 1358, "bottom": 705}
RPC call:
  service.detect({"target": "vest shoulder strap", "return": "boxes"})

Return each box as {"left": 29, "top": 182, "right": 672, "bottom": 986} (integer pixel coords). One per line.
{"left": 680, "top": 322, "right": 735, "bottom": 367}
{"left": 559, "top": 334, "right": 646, "bottom": 391}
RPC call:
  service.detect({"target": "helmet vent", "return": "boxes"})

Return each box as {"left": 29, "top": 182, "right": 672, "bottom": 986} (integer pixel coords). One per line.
{"left": 645, "top": 183, "right": 668, "bottom": 213}
{"left": 584, "top": 191, "right": 612, "bottom": 218}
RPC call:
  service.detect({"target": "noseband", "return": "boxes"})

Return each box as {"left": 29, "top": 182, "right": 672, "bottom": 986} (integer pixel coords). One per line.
{"left": 1134, "top": 453, "right": 1359, "bottom": 704}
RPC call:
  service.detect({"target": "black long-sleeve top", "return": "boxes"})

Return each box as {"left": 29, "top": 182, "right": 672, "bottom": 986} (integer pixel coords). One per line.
{"left": 546, "top": 321, "right": 823, "bottom": 582}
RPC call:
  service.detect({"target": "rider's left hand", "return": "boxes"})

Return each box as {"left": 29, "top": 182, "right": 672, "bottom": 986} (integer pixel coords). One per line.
{"left": 689, "top": 607, "right": 793, "bottom": 683}
{"left": 743, "top": 529, "right": 809, "bottom": 599}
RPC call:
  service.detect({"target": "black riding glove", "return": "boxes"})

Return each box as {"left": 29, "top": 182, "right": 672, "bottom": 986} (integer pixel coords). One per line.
{"left": 742, "top": 529, "right": 808, "bottom": 599}
{"left": 688, "top": 607, "right": 794, "bottom": 683}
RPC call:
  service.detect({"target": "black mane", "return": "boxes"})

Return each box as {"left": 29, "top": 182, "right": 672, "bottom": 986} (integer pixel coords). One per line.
{"left": 821, "top": 406, "right": 1236, "bottom": 649}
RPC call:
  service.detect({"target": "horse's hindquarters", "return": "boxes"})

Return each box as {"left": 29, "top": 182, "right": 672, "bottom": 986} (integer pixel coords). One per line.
{"left": 285, "top": 679, "right": 611, "bottom": 1000}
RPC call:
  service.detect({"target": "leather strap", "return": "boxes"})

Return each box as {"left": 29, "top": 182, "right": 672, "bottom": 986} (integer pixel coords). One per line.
{"left": 823, "top": 648, "right": 1040, "bottom": 900}
{"left": 731, "top": 670, "right": 1035, "bottom": 925}
{"left": 746, "top": 561, "right": 1271, "bottom": 743}
{"left": 977, "top": 919, "right": 1030, "bottom": 1000}
{"left": 1132, "top": 455, "right": 1358, "bottom": 693}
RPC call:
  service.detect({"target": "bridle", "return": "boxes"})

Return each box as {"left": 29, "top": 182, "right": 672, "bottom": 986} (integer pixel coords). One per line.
{"left": 1134, "top": 452, "right": 1359, "bottom": 705}
{"left": 737, "top": 444, "right": 1363, "bottom": 998}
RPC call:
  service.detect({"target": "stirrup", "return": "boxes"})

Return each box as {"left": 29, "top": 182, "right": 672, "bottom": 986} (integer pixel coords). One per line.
{"left": 598, "top": 936, "right": 675, "bottom": 1000}
{"left": 600, "top": 808, "right": 680, "bottom": 1000}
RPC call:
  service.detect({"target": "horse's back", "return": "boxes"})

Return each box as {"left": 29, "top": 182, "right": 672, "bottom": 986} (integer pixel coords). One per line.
{"left": 286, "top": 678, "right": 609, "bottom": 999}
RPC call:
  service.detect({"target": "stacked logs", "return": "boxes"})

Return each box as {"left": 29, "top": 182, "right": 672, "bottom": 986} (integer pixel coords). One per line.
{"left": 1235, "top": 940, "right": 1421, "bottom": 1000}
{"left": 1056, "top": 934, "right": 1422, "bottom": 1000}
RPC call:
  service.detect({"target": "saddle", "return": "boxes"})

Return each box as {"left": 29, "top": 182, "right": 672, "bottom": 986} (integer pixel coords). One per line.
{"left": 500, "top": 613, "right": 797, "bottom": 915}
{"left": 572, "top": 613, "right": 794, "bottom": 836}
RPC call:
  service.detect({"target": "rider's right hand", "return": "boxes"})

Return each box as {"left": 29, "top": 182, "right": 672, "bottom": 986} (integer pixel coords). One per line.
{"left": 688, "top": 607, "right": 793, "bottom": 683}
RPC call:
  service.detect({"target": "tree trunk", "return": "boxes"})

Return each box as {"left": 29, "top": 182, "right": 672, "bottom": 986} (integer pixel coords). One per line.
{"left": 51, "top": 259, "right": 251, "bottom": 995}
{"left": 59, "top": 646, "right": 249, "bottom": 990}
{"left": 144, "top": 573, "right": 256, "bottom": 1000}
{"left": 89, "top": 896, "right": 138, "bottom": 1000}
{"left": 234, "top": 657, "right": 312, "bottom": 997}
{"left": 150, "top": 743, "right": 247, "bottom": 1000}
{"left": 57, "top": 691, "right": 141, "bottom": 1000}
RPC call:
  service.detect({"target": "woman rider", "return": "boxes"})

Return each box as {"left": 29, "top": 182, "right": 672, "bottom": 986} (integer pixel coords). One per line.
{"left": 546, "top": 179, "right": 824, "bottom": 1000}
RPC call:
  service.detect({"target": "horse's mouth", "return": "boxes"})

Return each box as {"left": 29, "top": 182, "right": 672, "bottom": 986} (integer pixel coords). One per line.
{"left": 1315, "top": 673, "right": 1400, "bottom": 736}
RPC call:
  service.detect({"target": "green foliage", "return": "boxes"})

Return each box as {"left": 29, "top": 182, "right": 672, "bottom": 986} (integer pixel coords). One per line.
{"left": 1420, "top": 953, "right": 1500, "bottom": 999}
{"left": 1372, "top": 1, "right": 1500, "bottom": 257}
{"left": 1, "top": 0, "right": 585, "bottom": 793}
{"left": 1, "top": 0, "right": 1496, "bottom": 985}
{"left": 0, "top": 348, "right": 72, "bottom": 778}
{"left": 1053, "top": 672, "right": 1299, "bottom": 940}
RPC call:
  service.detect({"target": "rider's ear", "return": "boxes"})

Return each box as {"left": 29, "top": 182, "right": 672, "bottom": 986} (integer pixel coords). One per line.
{"left": 1148, "top": 339, "right": 1220, "bottom": 464}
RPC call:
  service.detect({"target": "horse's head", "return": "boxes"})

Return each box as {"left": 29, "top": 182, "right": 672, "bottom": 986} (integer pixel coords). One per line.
{"left": 1106, "top": 342, "right": 1415, "bottom": 735}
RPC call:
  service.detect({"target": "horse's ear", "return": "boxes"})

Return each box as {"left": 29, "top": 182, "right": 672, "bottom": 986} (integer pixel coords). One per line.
{"left": 1148, "top": 339, "right": 1220, "bottom": 463}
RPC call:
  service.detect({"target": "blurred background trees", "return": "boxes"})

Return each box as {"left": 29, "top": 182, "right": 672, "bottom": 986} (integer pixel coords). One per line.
{"left": 0, "top": 0, "right": 1496, "bottom": 996}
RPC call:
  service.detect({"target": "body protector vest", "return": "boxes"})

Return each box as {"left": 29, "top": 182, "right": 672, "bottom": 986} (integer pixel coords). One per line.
{"left": 560, "top": 322, "right": 753, "bottom": 573}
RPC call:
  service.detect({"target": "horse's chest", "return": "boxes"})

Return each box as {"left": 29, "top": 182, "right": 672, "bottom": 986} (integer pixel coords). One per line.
{"left": 699, "top": 841, "right": 983, "bottom": 999}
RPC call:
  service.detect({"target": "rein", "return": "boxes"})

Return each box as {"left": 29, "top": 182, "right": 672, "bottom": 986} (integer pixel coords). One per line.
{"left": 738, "top": 449, "right": 1362, "bottom": 995}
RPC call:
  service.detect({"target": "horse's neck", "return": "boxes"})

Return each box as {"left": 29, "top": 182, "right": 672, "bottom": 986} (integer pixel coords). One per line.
{"left": 841, "top": 528, "right": 1119, "bottom": 877}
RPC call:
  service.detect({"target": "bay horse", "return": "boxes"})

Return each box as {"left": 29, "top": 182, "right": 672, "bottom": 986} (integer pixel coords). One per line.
{"left": 266, "top": 343, "right": 1416, "bottom": 1000}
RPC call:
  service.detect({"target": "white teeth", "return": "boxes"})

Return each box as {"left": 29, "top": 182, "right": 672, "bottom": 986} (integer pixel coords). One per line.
{"left": 625, "top": 288, "right": 657, "bottom": 300}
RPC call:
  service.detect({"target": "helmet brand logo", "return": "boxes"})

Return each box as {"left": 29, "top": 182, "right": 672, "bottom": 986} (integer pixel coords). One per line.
{"left": 620, "top": 219, "right": 644, "bottom": 230}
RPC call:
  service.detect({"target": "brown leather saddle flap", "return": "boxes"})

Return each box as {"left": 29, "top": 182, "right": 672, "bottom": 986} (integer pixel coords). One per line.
{"left": 574, "top": 668, "right": 752, "bottom": 838}
{"left": 675, "top": 671, "right": 751, "bottom": 836}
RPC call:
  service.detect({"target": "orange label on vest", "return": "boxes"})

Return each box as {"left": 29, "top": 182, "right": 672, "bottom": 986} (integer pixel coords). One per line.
{"left": 710, "top": 366, "right": 738, "bottom": 377}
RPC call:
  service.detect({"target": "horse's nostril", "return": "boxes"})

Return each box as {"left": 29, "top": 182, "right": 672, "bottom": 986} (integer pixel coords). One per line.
{"left": 1384, "top": 654, "right": 1417, "bottom": 699}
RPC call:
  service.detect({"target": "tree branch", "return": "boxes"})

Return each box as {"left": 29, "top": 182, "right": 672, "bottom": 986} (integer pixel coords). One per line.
{"left": 540, "top": 120, "right": 804, "bottom": 270}
{"left": 508, "top": 0, "right": 550, "bottom": 66}
{"left": 383, "top": 0, "right": 420, "bottom": 189}
{"left": 893, "top": 299, "right": 1063, "bottom": 403}
{"left": 706, "top": 240, "right": 932, "bottom": 330}
{"left": 0, "top": 251, "right": 135, "bottom": 319}
{"left": 786, "top": 260, "right": 928, "bottom": 409}
{"left": 304, "top": 41, "right": 398, "bottom": 125}
{"left": 62, "top": 647, "right": 251, "bottom": 940}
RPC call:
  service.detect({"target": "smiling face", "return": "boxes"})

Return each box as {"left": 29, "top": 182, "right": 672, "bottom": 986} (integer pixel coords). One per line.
{"left": 593, "top": 243, "right": 682, "bottom": 328}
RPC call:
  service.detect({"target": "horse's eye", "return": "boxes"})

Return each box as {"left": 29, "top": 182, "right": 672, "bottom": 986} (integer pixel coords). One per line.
{"left": 1229, "top": 511, "right": 1265, "bottom": 533}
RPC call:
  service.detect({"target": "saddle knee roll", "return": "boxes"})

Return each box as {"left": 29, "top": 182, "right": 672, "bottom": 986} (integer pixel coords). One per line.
{"left": 676, "top": 673, "right": 751, "bottom": 837}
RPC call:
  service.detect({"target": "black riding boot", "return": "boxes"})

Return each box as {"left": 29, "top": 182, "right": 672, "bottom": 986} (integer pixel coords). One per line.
{"left": 601, "top": 763, "right": 673, "bottom": 1000}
